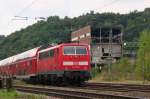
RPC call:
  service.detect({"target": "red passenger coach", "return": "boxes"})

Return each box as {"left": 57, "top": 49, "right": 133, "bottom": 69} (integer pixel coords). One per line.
{"left": 0, "top": 43, "right": 91, "bottom": 85}
{"left": 0, "top": 47, "right": 39, "bottom": 78}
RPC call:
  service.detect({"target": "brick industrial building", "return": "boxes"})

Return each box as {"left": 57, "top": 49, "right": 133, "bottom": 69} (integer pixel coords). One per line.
{"left": 71, "top": 25, "right": 123, "bottom": 67}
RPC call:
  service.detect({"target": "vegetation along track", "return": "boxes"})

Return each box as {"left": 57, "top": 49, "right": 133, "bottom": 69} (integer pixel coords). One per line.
{"left": 14, "top": 85, "right": 141, "bottom": 99}
{"left": 84, "top": 83, "right": 150, "bottom": 93}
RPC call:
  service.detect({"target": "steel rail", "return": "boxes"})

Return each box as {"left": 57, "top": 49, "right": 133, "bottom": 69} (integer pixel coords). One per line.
{"left": 85, "top": 83, "right": 150, "bottom": 92}
{"left": 14, "top": 85, "right": 141, "bottom": 99}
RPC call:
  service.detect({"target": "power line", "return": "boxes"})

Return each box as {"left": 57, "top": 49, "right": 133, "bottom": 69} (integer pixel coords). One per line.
{"left": 4, "top": 0, "right": 120, "bottom": 35}
{"left": 8, "top": 0, "right": 39, "bottom": 24}
{"left": 94, "top": 0, "right": 120, "bottom": 12}
{"left": 16, "top": 0, "right": 39, "bottom": 16}
{"left": 3, "top": 0, "right": 39, "bottom": 35}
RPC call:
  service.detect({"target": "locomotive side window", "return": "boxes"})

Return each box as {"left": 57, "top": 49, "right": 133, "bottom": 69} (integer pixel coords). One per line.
{"left": 39, "top": 49, "right": 55, "bottom": 59}
{"left": 76, "top": 46, "right": 87, "bottom": 55}
{"left": 49, "top": 50, "right": 54, "bottom": 57}
{"left": 64, "top": 46, "right": 75, "bottom": 55}
{"left": 39, "top": 51, "right": 49, "bottom": 59}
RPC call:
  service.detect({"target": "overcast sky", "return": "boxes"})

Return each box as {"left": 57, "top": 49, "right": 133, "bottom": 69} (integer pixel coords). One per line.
{"left": 0, "top": 0, "right": 150, "bottom": 35}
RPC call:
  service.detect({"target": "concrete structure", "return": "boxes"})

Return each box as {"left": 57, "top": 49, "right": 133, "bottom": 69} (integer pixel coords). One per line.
{"left": 71, "top": 25, "right": 123, "bottom": 66}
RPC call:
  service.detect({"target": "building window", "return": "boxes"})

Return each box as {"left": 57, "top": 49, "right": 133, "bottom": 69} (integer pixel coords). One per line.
{"left": 79, "top": 34, "right": 85, "bottom": 39}
{"left": 72, "top": 37, "right": 78, "bottom": 41}
{"left": 86, "top": 33, "right": 91, "bottom": 37}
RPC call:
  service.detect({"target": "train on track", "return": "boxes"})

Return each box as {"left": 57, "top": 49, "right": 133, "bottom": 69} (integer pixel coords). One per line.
{"left": 0, "top": 43, "right": 91, "bottom": 85}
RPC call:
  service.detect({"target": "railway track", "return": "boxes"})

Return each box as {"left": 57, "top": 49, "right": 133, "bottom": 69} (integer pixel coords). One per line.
{"left": 84, "top": 82, "right": 150, "bottom": 93}
{"left": 14, "top": 85, "right": 142, "bottom": 99}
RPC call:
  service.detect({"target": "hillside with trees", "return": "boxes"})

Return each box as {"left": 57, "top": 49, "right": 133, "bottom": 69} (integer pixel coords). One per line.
{"left": 0, "top": 35, "right": 5, "bottom": 43}
{"left": 0, "top": 8, "right": 150, "bottom": 59}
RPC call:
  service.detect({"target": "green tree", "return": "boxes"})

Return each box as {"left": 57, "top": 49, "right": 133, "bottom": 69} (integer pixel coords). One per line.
{"left": 0, "top": 8, "right": 150, "bottom": 59}
{"left": 136, "top": 29, "right": 150, "bottom": 81}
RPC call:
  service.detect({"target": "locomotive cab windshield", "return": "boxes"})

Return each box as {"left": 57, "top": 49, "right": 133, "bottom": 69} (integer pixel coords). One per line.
{"left": 63, "top": 46, "right": 87, "bottom": 55}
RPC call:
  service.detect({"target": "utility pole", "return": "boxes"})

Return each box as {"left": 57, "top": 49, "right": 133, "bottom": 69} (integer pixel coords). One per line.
{"left": 108, "top": 28, "right": 113, "bottom": 81}
{"left": 143, "top": 43, "right": 146, "bottom": 84}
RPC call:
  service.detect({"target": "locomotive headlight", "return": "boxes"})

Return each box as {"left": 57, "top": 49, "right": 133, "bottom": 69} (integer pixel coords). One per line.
{"left": 79, "top": 61, "right": 88, "bottom": 65}
{"left": 63, "top": 61, "right": 73, "bottom": 65}
{"left": 63, "top": 61, "right": 88, "bottom": 66}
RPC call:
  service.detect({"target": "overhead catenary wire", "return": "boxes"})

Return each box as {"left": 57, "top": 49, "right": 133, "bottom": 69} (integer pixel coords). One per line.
{"left": 10, "top": 0, "right": 120, "bottom": 22}
{"left": 16, "top": 0, "right": 39, "bottom": 16}
{"left": 11, "top": 0, "right": 39, "bottom": 20}
{"left": 12, "top": 0, "right": 48, "bottom": 21}
{"left": 94, "top": 0, "right": 120, "bottom": 12}
{"left": 4, "top": 0, "right": 120, "bottom": 35}
{"left": 3, "top": 0, "right": 40, "bottom": 35}
{"left": 7, "top": 0, "right": 39, "bottom": 23}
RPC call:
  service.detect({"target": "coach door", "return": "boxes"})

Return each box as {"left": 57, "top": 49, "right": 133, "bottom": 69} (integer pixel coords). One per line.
{"left": 54, "top": 48, "right": 59, "bottom": 70}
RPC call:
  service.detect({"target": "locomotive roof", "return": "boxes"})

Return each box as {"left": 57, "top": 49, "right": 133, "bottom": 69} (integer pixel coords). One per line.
{"left": 0, "top": 47, "right": 39, "bottom": 66}
{"left": 39, "top": 44, "right": 61, "bottom": 53}
{"left": 39, "top": 43, "right": 88, "bottom": 53}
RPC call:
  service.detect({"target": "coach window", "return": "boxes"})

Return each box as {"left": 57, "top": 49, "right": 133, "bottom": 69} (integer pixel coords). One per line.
{"left": 49, "top": 50, "right": 54, "bottom": 57}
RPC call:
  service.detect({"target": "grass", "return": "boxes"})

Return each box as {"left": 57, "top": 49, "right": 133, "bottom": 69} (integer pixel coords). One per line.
{"left": 90, "top": 77, "right": 150, "bottom": 85}
{"left": 0, "top": 89, "right": 46, "bottom": 99}
{"left": 90, "top": 57, "right": 150, "bottom": 85}
{"left": 0, "top": 90, "right": 18, "bottom": 99}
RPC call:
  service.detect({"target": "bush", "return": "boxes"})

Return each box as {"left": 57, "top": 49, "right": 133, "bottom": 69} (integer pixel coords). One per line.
{"left": 136, "top": 29, "right": 150, "bottom": 81}
{"left": 91, "top": 67, "right": 100, "bottom": 78}
{"left": 101, "top": 58, "right": 134, "bottom": 81}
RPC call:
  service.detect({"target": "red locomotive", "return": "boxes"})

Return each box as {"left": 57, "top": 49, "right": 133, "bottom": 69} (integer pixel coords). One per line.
{"left": 0, "top": 43, "right": 91, "bottom": 85}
